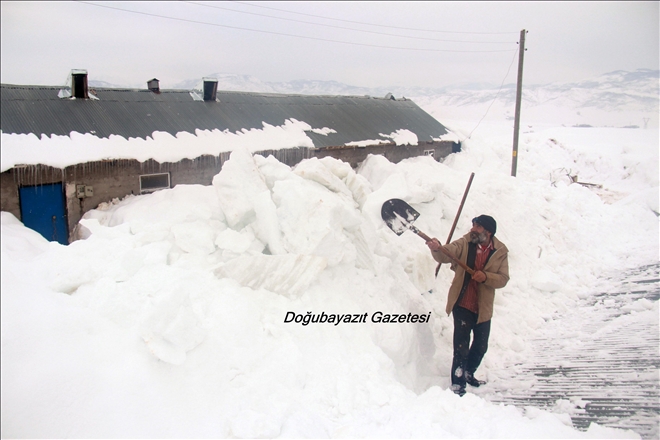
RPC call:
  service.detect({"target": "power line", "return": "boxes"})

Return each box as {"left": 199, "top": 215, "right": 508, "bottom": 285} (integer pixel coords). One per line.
{"left": 184, "top": 1, "right": 514, "bottom": 44}
{"left": 77, "top": 1, "right": 517, "bottom": 53}
{"left": 233, "top": 1, "right": 519, "bottom": 35}
{"left": 463, "top": 46, "right": 520, "bottom": 141}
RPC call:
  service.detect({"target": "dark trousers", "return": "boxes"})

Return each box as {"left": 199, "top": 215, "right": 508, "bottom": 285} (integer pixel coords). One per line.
{"left": 451, "top": 306, "right": 491, "bottom": 386}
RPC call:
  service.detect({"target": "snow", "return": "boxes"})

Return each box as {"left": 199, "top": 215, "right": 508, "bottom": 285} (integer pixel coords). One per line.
{"left": 0, "top": 118, "right": 320, "bottom": 173}
{"left": 2, "top": 93, "right": 658, "bottom": 438}
{"left": 344, "top": 129, "right": 419, "bottom": 148}
{"left": 411, "top": 69, "right": 659, "bottom": 131}
{"left": 380, "top": 129, "right": 419, "bottom": 146}
{"left": 0, "top": 119, "right": 417, "bottom": 174}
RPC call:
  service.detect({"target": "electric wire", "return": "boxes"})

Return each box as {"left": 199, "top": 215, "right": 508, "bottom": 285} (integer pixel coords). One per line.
{"left": 76, "top": 1, "right": 517, "bottom": 53}
{"left": 233, "top": 1, "right": 519, "bottom": 35}
{"left": 463, "top": 46, "right": 520, "bottom": 141}
{"left": 75, "top": 0, "right": 523, "bottom": 125}
{"left": 184, "top": 1, "right": 514, "bottom": 44}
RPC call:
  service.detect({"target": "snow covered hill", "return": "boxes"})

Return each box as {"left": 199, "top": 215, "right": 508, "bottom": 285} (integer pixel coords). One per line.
{"left": 415, "top": 69, "right": 659, "bottom": 130}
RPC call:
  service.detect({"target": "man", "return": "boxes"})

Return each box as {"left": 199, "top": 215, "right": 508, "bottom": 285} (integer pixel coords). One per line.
{"left": 426, "top": 215, "right": 509, "bottom": 396}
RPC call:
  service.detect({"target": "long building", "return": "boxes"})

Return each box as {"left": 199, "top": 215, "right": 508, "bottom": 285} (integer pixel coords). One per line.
{"left": 1, "top": 71, "right": 459, "bottom": 244}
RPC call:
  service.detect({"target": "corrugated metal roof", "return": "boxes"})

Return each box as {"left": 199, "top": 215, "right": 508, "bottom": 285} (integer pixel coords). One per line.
{"left": 1, "top": 84, "right": 449, "bottom": 147}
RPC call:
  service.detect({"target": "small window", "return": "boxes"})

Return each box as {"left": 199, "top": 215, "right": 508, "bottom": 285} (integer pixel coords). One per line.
{"left": 424, "top": 149, "right": 435, "bottom": 157}
{"left": 140, "top": 173, "right": 170, "bottom": 194}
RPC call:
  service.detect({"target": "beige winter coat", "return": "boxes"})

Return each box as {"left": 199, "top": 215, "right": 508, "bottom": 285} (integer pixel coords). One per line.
{"left": 431, "top": 233, "right": 510, "bottom": 323}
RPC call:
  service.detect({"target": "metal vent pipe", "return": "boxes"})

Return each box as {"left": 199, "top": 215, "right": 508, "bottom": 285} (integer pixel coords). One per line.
{"left": 71, "top": 69, "right": 88, "bottom": 99}
{"left": 203, "top": 78, "right": 218, "bottom": 102}
{"left": 147, "top": 78, "right": 160, "bottom": 93}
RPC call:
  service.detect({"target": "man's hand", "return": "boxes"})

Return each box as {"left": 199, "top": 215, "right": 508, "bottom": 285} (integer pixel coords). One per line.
{"left": 472, "top": 270, "right": 486, "bottom": 283}
{"left": 426, "top": 238, "right": 441, "bottom": 251}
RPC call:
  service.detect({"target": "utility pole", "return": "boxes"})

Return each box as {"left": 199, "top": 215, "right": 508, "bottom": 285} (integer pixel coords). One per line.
{"left": 511, "top": 29, "right": 527, "bottom": 177}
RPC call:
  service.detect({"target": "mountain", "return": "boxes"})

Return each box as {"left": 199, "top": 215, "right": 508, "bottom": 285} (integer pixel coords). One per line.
{"left": 426, "top": 69, "right": 659, "bottom": 128}
{"left": 88, "top": 80, "right": 125, "bottom": 88}
{"left": 96, "top": 70, "right": 660, "bottom": 128}
{"left": 172, "top": 74, "right": 386, "bottom": 97}
{"left": 174, "top": 69, "right": 657, "bottom": 103}
{"left": 172, "top": 74, "right": 279, "bottom": 94}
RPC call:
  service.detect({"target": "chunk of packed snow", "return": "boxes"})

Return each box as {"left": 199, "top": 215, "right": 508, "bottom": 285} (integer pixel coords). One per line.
{"left": 380, "top": 129, "right": 419, "bottom": 146}
{"left": 1, "top": 113, "right": 656, "bottom": 438}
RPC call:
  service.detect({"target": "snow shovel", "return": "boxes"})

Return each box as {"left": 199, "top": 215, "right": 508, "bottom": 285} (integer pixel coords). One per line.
{"left": 381, "top": 198, "right": 475, "bottom": 276}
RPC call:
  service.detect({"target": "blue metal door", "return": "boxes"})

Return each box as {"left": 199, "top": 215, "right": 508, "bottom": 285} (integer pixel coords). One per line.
{"left": 19, "top": 183, "right": 68, "bottom": 245}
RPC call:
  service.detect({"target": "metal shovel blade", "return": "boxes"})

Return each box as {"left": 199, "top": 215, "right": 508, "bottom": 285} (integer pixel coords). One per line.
{"left": 381, "top": 199, "right": 420, "bottom": 236}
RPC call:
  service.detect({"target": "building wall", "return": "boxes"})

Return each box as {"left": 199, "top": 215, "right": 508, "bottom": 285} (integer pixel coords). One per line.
{"left": 313, "top": 141, "right": 456, "bottom": 168}
{"left": 63, "top": 158, "right": 234, "bottom": 239}
{"left": 0, "top": 170, "right": 22, "bottom": 221}
{"left": 1, "top": 165, "right": 66, "bottom": 222}
{"left": 0, "top": 141, "right": 457, "bottom": 243}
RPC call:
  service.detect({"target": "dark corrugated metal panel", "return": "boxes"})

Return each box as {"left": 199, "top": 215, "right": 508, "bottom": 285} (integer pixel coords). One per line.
{"left": 1, "top": 84, "right": 449, "bottom": 146}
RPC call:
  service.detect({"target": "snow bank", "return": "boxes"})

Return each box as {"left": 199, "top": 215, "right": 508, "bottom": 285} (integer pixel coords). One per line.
{"left": 0, "top": 122, "right": 426, "bottom": 173}
{"left": 346, "top": 129, "right": 419, "bottom": 147}
{"left": 0, "top": 119, "right": 318, "bottom": 172}
{"left": 2, "top": 117, "right": 656, "bottom": 437}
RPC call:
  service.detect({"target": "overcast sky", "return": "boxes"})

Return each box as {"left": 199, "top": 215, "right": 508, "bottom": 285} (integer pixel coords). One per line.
{"left": 1, "top": 1, "right": 658, "bottom": 89}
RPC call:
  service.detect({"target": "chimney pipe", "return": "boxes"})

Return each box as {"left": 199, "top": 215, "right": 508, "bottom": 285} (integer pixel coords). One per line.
{"left": 71, "top": 69, "right": 89, "bottom": 99}
{"left": 203, "top": 78, "right": 218, "bottom": 102}
{"left": 147, "top": 78, "right": 160, "bottom": 93}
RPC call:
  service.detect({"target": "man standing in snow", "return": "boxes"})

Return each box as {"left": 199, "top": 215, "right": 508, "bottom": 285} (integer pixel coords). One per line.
{"left": 426, "top": 215, "right": 509, "bottom": 397}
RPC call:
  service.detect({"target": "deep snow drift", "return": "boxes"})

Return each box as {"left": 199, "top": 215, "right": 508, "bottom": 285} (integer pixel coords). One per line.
{"left": 1, "top": 107, "right": 658, "bottom": 437}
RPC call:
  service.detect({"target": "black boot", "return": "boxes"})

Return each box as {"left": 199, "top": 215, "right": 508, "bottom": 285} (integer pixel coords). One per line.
{"left": 451, "top": 384, "right": 466, "bottom": 397}
{"left": 465, "top": 371, "right": 486, "bottom": 387}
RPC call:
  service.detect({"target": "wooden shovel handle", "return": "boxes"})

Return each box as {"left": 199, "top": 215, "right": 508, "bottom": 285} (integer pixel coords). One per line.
{"left": 410, "top": 226, "right": 475, "bottom": 276}
{"left": 436, "top": 245, "right": 476, "bottom": 276}
{"left": 410, "top": 226, "right": 432, "bottom": 242}
{"left": 436, "top": 172, "right": 475, "bottom": 277}
{"left": 446, "top": 172, "right": 475, "bottom": 245}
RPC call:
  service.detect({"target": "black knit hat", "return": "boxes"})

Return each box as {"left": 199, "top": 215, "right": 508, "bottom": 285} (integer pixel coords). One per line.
{"left": 472, "top": 215, "right": 497, "bottom": 235}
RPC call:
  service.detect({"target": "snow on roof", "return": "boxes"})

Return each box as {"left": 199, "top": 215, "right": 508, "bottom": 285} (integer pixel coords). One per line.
{"left": 1, "top": 84, "right": 455, "bottom": 172}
